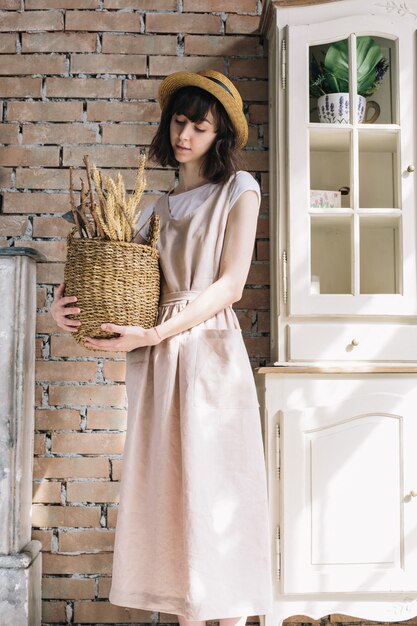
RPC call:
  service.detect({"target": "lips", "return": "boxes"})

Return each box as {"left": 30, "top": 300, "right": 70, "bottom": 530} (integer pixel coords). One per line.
{"left": 176, "top": 144, "right": 190, "bottom": 151}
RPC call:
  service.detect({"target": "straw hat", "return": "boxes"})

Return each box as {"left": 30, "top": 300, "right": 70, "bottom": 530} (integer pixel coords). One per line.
{"left": 158, "top": 69, "right": 248, "bottom": 149}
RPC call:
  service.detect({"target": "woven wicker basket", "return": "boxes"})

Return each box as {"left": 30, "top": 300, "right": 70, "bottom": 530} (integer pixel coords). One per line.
{"left": 64, "top": 212, "right": 160, "bottom": 346}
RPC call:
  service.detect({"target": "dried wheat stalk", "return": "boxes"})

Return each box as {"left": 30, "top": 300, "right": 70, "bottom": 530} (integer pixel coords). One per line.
{"left": 65, "top": 152, "right": 147, "bottom": 242}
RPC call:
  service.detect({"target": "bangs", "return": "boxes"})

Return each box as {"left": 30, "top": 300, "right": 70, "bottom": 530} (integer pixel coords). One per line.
{"left": 172, "top": 86, "right": 219, "bottom": 125}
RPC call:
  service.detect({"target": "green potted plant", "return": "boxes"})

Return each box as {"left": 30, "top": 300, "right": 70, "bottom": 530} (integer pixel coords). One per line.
{"left": 310, "top": 36, "right": 389, "bottom": 123}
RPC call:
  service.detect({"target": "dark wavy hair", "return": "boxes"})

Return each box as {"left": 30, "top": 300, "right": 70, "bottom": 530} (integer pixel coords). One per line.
{"left": 148, "top": 85, "right": 242, "bottom": 184}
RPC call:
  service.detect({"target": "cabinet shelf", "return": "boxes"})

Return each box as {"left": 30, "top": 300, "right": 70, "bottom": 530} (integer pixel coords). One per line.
{"left": 359, "top": 128, "right": 399, "bottom": 151}
{"left": 309, "top": 208, "right": 402, "bottom": 216}
{"left": 309, "top": 126, "right": 351, "bottom": 151}
{"left": 309, "top": 208, "right": 353, "bottom": 215}
{"left": 309, "top": 126, "right": 399, "bottom": 152}
{"left": 309, "top": 123, "right": 400, "bottom": 131}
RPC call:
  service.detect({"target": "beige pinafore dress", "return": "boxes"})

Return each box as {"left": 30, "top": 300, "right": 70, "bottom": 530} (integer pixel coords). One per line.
{"left": 109, "top": 175, "right": 273, "bottom": 621}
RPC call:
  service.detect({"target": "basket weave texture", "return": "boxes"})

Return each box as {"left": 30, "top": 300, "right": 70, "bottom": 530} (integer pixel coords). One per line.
{"left": 64, "top": 212, "right": 160, "bottom": 345}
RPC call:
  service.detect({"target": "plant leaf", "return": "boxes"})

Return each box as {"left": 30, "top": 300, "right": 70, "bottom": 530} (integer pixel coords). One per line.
{"left": 356, "top": 36, "right": 383, "bottom": 94}
{"left": 62, "top": 209, "right": 76, "bottom": 224}
{"left": 325, "top": 39, "right": 349, "bottom": 87}
{"left": 63, "top": 206, "right": 89, "bottom": 237}
{"left": 322, "top": 36, "right": 386, "bottom": 97}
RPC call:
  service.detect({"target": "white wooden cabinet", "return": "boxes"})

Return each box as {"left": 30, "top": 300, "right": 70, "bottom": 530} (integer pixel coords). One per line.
{"left": 257, "top": 1, "right": 417, "bottom": 623}
{"left": 257, "top": 371, "right": 417, "bottom": 625}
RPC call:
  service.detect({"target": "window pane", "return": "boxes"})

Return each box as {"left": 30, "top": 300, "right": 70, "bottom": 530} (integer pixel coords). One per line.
{"left": 310, "top": 127, "right": 351, "bottom": 209}
{"left": 357, "top": 36, "right": 395, "bottom": 125}
{"left": 360, "top": 216, "right": 400, "bottom": 294}
{"left": 311, "top": 216, "right": 352, "bottom": 294}
{"left": 310, "top": 39, "right": 350, "bottom": 124}
{"left": 358, "top": 130, "right": 399, "bottom": 208}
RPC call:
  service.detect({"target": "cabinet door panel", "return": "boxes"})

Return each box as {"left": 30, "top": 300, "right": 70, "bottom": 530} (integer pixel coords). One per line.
{"left": 281, "top": 392, "right": 417, "bottom": 593}
{"left": 310, "top": 415, "right": 400, "bottom": 565}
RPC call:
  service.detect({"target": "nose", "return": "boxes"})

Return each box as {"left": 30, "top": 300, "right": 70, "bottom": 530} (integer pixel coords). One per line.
{"left": 178, "top": 121, "right": 191, "bottom": 140}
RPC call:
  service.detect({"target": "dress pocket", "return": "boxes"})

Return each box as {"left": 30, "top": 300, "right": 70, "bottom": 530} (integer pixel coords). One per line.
{"left": 125, "top": 345, "right": 151, "bottom": 407}
{"left": 193, "top": 328, "right": 260, "bottom": 410}
{"left": 126, "top": 345, "right": 150, "bottom": 365}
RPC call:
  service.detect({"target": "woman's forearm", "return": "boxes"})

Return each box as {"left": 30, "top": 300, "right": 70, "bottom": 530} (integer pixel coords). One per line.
{"left": 155, "top": 276, "right": 241, "bottom": 340}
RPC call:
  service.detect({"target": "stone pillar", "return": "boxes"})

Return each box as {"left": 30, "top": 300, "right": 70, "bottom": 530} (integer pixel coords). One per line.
{"left": 0, "top": 248, "right": 44, "bottom": 626}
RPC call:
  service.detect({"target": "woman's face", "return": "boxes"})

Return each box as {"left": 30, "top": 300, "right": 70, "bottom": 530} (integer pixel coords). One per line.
{"left": 169, "top": 107, "right": 218, "bottom": 165}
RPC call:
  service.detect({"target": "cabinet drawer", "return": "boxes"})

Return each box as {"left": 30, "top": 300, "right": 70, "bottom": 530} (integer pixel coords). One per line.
{"left": 288, "top": 323, "right": 417, "bottom": 362}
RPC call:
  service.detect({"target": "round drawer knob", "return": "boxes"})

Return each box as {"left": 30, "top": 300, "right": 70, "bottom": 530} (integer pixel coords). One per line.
{"left": 409, "top": 490, "right": 417, "bottom": 498}
{"left": 407, "top": 164, "right": 415, "bottom": 172}
{"left": 351, "top": 338, "right": 359, "bottom": 346}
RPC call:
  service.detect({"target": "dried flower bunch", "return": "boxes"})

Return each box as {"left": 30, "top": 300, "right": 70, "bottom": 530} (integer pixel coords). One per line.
{"left": 64, "top": 153, "right": 147, "bottom": 243}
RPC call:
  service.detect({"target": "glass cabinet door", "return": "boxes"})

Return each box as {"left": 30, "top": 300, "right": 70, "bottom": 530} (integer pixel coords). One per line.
{"left": 287, "top": 16, "right": 417, "bottom": 315}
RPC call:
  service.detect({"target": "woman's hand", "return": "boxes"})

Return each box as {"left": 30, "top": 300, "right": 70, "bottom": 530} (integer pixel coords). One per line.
{"left": 51, "top": 282, "right": 82, "bottom": 333}
{"left": 84, "top": 323, "right": 162, "bottom": 352}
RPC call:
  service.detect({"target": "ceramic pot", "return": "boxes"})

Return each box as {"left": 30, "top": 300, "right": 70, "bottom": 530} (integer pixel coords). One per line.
{"left": 317, "top": 93, "right": 379, "bottom": 124}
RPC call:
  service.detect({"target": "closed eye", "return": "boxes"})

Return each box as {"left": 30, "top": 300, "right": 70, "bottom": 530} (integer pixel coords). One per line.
{"left": 174, "top": 118, "right": 206, "bottom": 132}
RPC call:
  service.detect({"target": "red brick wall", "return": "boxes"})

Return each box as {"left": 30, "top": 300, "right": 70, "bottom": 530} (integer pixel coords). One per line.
{"left": 0, "top": 1, "right": 269, "bottom": 624}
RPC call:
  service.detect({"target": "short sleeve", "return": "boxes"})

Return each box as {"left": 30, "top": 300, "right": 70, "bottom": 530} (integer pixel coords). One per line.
{"left": 228, "top": 170, "right": 261, "bottom": 213}
{"left": 133, "top": 198, "right": 158, "bottom": 243}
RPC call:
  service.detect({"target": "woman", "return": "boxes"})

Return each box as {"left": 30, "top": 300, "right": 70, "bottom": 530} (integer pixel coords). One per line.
{"left": 51, "top": 69, "right": 273, "bottom": 626}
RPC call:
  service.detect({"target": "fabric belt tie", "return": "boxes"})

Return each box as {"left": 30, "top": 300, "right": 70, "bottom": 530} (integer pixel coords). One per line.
{"left": 160, "top": 290, "right": 202, "bottom": 305}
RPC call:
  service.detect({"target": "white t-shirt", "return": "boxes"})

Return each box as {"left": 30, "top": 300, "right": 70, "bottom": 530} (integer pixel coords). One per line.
{"left": 135, "top": 170, "right": 261, "bottom": 241}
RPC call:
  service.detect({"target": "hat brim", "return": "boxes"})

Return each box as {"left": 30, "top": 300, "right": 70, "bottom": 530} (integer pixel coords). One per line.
{"left": 158, "top": 72, "right": 248, "bottom": 149}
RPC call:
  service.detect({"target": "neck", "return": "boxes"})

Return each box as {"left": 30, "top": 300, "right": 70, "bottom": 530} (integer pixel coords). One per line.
{"left": 176, "top": 162, "right": 209, "bottom": 193}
